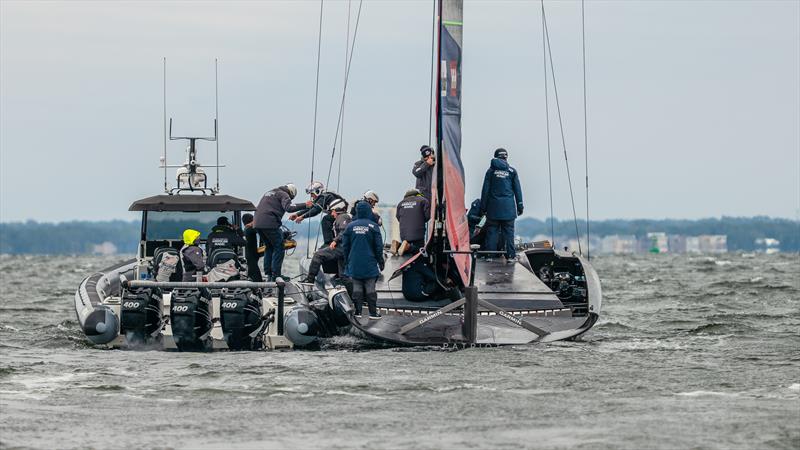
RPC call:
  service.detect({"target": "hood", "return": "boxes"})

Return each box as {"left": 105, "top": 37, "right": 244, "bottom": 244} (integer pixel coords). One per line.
{"left": 183, "top": 229, "right": 201, "bottom": 245}
{"left": 490, "top": 158, "right": 510, "bottom": 171}
{"left": 355, "top": 201, "right": 372, "bottom": 220}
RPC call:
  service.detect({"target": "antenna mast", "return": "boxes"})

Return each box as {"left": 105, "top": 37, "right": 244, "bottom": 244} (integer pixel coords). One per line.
{"left": 163, "top": 57, "right": 168, "bottom": 193}
{"left": 215, "top": 58, "right": 220, "bottom": 194}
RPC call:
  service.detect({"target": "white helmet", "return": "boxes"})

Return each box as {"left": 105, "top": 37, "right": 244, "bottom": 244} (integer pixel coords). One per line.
{"left": 327, "top": 198, "right": 347, "bottom": 212}
{"left": 306, "top": 181, "right": 326, "bottom": 196}
{"left": 285, "top": 183, "right": 298, "bottom": 199}
{"left": 363, "top": 190, "right": 379, "bottom": 203}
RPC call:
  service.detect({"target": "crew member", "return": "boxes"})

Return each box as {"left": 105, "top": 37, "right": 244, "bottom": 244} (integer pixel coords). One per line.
{"left": 206, "top": 216, "right": 245, "bottom": 263}
{"left": 412, "top": 145, "right": 435, "bottom": 200}
{"left": 303, "top": 199, "right": 351, "bottom": 283}
{"left": 180, "top": 229, "right": 205, "bottom": 281}
{"left": 350, "top": 190, "right": 382, "bottom": 225}
{"left": 480, "top": 148, "right": 523, "bottom": 261}
{"left": 254, "top": 183, "right": 306, "bottom": 281}
{"left": 342, "top": 201, "right": 385, "bottom": 319}
{"left": 467, "top": 198, "right": 486, "bottom": 247}
{"left": 395, "top": 188, "right": 430, "bottom": 256}
{"left": 289, "top": 181, "right": 347, "bottom": 246}
{"left": 242, "top": 213, "right": 262, "bottom": 282}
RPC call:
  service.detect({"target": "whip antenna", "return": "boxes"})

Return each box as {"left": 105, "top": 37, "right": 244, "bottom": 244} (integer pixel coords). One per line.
{"left": 163, "top": 57, "right": 168, "bottom": 193}
{"left": 215, "top": 58, "right": 220, "bottom": 194}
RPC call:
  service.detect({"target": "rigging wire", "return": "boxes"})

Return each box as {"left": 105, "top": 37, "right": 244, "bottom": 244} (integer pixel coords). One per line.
{"left": 308, "top": 0, "right": 325, "bottom": 258}
{"left": 541, "top": 6, "right": 555, "bottom": 246}
{"left": 581, "top": 0, "right": 590, "bottom": 260}
{"left": 324, "top": 0, "right": 364, "bottom": 187}
{"left": 541, "top": 1, "right": 583, "bottom": 255}
{"left": 336, "top": 0, "right": 352, "bottom": 193}
{"left": 428, "top": 0, "right": 436, "bottom": 145}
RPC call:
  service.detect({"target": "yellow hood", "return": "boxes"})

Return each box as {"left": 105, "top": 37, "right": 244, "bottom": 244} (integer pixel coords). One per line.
{"left": 183, "top": 229, "right": 201, "bottom": 245}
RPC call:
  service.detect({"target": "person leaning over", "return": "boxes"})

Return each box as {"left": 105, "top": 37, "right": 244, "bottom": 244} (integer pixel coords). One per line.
{"left": 253, "top": 183, "right": 306, "bottom": 281}
{"left": 395, "top": 188, "right": 430, "bottom": 256}
{"left": 341, "top": 201, "right": 385, "bottom": 319}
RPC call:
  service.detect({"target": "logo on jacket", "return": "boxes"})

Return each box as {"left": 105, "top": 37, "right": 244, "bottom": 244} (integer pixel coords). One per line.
{"left": 494, "top": 170, "right": 510, "bottom": 178}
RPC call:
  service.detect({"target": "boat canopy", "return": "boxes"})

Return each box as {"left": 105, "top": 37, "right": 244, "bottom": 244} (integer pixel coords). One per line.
{"left": 129, "top": 194, "right": 255, "bottom": 212}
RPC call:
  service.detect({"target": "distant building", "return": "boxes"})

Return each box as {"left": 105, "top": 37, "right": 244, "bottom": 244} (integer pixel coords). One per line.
{"left": 685, "top": 236, "right": 701, "bottom": 253}
{"left": 600, "top": 235, "right": 638, "bottom": 254}
{"left": 698, "top": 235, "right": 727, "bottom": 253}
{"left": 754, "top": 238, "right": 780, "bottom": 254}
{"left": 92, "top": 241, "right": 118, "bottom": 255}
{"left": 646, "top": 232, "right": 669, "bottom": 253}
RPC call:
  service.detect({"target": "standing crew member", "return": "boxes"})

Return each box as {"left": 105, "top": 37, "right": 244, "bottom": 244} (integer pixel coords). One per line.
{"left": 180, "top": 229, "right": 205, "bottom": 281}
{"left": 395, "top": 188, "right": 430, "bottom": 256}
{"left": 342, "top": 201, "right": 385, "bottom": 319}
{"left": 480, "top": 148, "right": 523, "bottom": 261}
{"left": 289, "top": 181, "right": 347, "bottom": 246}
{"left": 241, "top": 213, "right": 262, "bottom": 282}
{"left": 303, "top": 199, "right": 351, "bottom": 283}
{"left": 254, "top": 183, "right": 306, "bottom": 281}
{"left": 412, "top": 145, "right": 435, "bottom": 200}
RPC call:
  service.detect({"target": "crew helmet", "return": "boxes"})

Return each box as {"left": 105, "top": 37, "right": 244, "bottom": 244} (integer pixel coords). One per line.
{"left": 183, "top": 229, "right": 201, "bottom": 245}
{"left": 327, "top": 198, "right": 347, "bottom": 213}
{"left": 285, "top": 183, "right": 298, "bottom": 199}
{"left": 404, "top": 188, "right": 422, "bottom": 198}
{"left": 306, "top": 181, "right": 326, "bottom": 196}
{"left": 363, "top": 190, "right": 379, "bottom": 204}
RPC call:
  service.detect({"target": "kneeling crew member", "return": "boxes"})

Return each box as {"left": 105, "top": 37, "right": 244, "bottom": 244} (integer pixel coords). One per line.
{"left": 180, "top": 229, "right": 205, "bottom": 281}
{"left": 303, "top": 199, "right": 351, "bottom": 283}
{"left": 290, "top": 181, "right": 347, "bottom": 246}
{"left": 254, "top": 183, "right": 305, "bottom": 281}
{"left": 480, "top": 148, "right": 523, "bottom": 261}
{"left": 395, "top": 188, "right": 430, "bottom": 256}
{"left": 342, "top": 201, "right": 385, "bottom": 319}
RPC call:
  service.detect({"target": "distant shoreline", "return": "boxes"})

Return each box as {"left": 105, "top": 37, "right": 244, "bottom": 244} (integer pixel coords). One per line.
{"left": 1, "top": 216, "right": 797, "bottom": 254}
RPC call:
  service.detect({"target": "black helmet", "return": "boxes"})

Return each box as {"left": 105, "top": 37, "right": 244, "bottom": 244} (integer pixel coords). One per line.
{"left": 494, "top": 148, "right": 508, "bottom": 159}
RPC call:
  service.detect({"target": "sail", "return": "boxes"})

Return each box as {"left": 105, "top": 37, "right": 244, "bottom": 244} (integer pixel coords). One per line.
{"left": 439, "top": 0, "right": 471, "bottom": 286}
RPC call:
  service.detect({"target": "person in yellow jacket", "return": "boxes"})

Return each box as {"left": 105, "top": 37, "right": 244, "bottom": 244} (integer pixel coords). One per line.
{"left": 180, "top": 229, "right": 205, "bottom": 281}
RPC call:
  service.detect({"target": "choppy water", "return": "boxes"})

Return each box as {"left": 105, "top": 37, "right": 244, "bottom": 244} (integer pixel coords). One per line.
{"left": 0, "top": 253, "right": 798, "bottom": 449}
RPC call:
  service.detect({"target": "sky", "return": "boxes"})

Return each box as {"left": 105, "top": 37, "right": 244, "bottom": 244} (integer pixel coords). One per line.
{"left": 1, "top": 0, "right": 798, "bottom": 223}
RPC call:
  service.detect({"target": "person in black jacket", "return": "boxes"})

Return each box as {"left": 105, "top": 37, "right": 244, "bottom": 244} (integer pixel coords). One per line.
{"left": 290, "top": 181, "right": 347, "bottom": 246}
{"left": 412, "top": 145, "right": 435, "bottom": 200}
{"left": 342, "top": 202, "right": 385, "bottom": 319}
{"left": 254, "top": 183, "right": 306, "bottom": 280}
{"left": 241, "top": 213, "right": 262, "bottom": 282}
{"left": 395, "top": 188, "right": 430, "bottom": 255}
{"left": 480, "top": 148, "right": 523, "bottom": 261}
{"left": 303, "top": 199, "right": 351, "bottom": 283}
{"left": 466, "top": 198, "right": 486, "bottom": 247}
{"left": 206, "top": 216, "right": 246, "bottom": 265}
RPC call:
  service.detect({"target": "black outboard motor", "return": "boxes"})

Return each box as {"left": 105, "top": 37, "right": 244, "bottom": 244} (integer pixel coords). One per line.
{"left": 170, "top": 288, "right": 213, "bottom": 351}
{"left": 120, "top": 287, "right": 163, "bottom": 346}
{"left": 219, "top": 288, "right": 264, "bottom": 350}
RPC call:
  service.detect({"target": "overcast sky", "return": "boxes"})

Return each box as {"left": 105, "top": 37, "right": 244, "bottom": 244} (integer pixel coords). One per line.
{"left": 1, "top": 0, "right": 798, "bottom": 222}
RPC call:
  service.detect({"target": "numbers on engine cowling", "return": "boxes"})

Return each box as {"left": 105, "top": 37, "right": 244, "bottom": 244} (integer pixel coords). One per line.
{"left": 172, "top": 305, "right": 189, "bottom": 313}
{"left": 221, "top": 302, "right": 238, "bottom": 310}
{"left": 122, "top": 301, "right": 141, "bottom": 309}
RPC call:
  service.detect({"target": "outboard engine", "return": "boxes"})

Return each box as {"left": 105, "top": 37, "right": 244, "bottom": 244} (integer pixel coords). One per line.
{"left": 120, "top": 287, "right": 163, "bottom": 346}
{"left": 169, "top": 288, "right": 213, "bottom": 351}
{"left": 219, "top": 288, "right": 265, "bottom": 350}
{"left": 284, "top": 305, "right": 321, "bottom": 347}
{"left": 329, "top": 288, "right": 353, "bottom": 328}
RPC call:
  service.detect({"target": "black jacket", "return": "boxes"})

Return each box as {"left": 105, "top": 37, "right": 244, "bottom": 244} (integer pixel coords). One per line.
{"left": 254, "top": 187, "right": 305, "bottom": 229}
{"left": 181, "top": 244, "right": 205, "bottom": 281}
{"left": 342, "top": 202, "right": 384, "bottom": 279}
{"left": 395, "top": 194, "right": 430, "bottom": 242}
{"left": 206, "top": 225, "right": 245, "bottom": 256}
{"left": 401, "top": 258, "right": 439, "bottom": 301}
{"left": 295, "top": 192, "right": 347, "bottom": 220}
{"left": 332, "top": 213, "right": 352, "bottom": 244}
{"left": 412, "top": 159, "right": 434, "bottom": 200}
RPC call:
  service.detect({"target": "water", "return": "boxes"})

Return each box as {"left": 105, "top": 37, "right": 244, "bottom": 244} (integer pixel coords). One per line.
{"left": 1, "top": 253, "right": 798, "bottom": 449}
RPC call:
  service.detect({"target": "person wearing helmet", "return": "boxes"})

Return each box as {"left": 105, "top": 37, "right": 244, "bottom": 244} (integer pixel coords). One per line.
{"left": 302, "top": 198, "right": 352, "bottom": 284}
{"left": 349, "top": 190, "right": 382, "bottom": 225}
{"left": 180, "top": 229, "right": 206, "bottom": 281}
{"left": 480, "top": 148, "right": 524, "bottom": 261}
{"left": 254, "top": 183, "right": 307, "bottom": 280}
{"left": 395, "top": 188, "right": 430, "bottom": 256}
{"left": 289, "top": 181, "right": 348, "bottom": 246}
{"left": 412, "top": 145, "right": 435, "bottom": 200}
{"left": 341, "top": 201, "right": 385, "bottom": 319}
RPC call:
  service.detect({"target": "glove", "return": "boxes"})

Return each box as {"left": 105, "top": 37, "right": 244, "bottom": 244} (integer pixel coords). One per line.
{"left": 517, "top": 205, "right": 524, "bottom": 216}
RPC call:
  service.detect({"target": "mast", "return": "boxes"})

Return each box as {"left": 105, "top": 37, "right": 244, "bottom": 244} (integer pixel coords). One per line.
{"left": 434, "top": 0, "right": 444, "bottom": 255}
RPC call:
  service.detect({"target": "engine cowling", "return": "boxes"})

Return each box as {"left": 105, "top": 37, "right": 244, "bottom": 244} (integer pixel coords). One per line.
{"left": 219, "top": 288, "right": 264, "bottom": 350}
{"left": 120, "top": 287, "right": 163, "bottom": 346}
{"left": 170, "top": 288, "right": 213, "bottom": 352}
